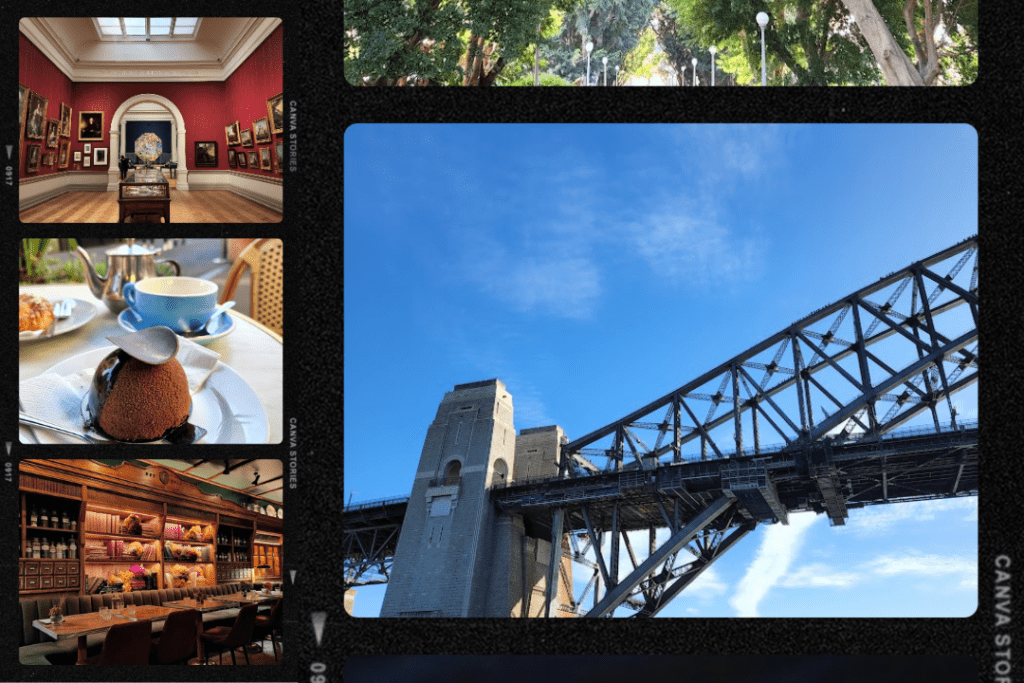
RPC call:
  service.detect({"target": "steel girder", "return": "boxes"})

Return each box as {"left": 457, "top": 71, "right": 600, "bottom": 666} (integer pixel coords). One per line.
{"left": 560, "top": 236, "right": 978, "bottom": 475}
{"left": 343, "top": 498, "right": 409, "bottom": 590}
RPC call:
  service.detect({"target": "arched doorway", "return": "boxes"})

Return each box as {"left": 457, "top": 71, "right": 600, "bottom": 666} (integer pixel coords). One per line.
{"left": 107, "top": 93, "right": 190, "bottom": 191}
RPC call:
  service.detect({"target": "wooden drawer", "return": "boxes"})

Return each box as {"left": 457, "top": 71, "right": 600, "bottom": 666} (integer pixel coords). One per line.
{"left": 54, "top": 575, "right": 67, "bottom": 589}
{"left": 68, "top": 575, "right": 80, "bottom": 588}
{"left": 54, "top": 562, "right": 66, "bottom": 574}
{"left": 67, "top": 561, "right": 79, "bottom": 574}
{"left": 40, "top": 562, "right": 54, "bottom": 575}
{"left": 40, "top": 575, "right": 53, "bottom": 589}
{"left": 25, "top": 576, "right": 39, "bottom": 590}
{"left": 24, "top": 561, "right": 40, "bottom": 575}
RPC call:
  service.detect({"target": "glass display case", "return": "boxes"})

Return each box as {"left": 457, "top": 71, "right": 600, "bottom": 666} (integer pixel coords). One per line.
{"left": 118, "top": 169, "right": 171, "bottom": 223}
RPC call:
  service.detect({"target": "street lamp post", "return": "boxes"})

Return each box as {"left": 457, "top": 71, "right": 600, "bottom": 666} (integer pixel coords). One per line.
{"left": 756, "top": 12, "right": 769, "bottom": 86}
{"left": 691, "top": 57, "right": 698, "bottom": 85}
{"left": 709, "top": 46, "right": 717, "bottom": 86}
{"left": 585, "top": 40, "right": 594, "bottom": 86}
{"left": 602, "top": 56, "right": 608, "bottom": 86}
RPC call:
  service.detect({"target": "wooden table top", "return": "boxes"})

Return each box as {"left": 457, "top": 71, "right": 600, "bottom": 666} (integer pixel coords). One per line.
{"left": 163, "top": 598, "right": 236, "bottom": 613}
{"left": 211, "top": 591, "right": 282, "bottom": 605}
{"left": 33, "top": 605, "right": 175, "bottom": 640}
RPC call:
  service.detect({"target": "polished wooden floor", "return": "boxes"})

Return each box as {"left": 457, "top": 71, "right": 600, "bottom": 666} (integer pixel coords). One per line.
{"left": 21, "top": 179, "right": 282, "bottom": 223}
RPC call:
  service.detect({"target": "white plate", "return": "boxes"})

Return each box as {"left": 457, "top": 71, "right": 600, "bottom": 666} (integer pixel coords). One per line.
{"left": 20, "top": 298, "right": 97, "bottom": 342}
{"left": 266, "top": 504, "right": 276, "bottom": 517}
{"left": 41, "top": 346, "right": 269, "bottom": 444}
{"left": 277, "top": 507, "right": 283, "bottom": 519}
{"left": 118, "top": 308, "right": 235, "bottom": 345}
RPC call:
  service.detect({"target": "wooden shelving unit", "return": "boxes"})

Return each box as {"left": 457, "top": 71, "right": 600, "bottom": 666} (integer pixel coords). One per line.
{"left": 19, "top": 481, "right": 83, "bottom": 595}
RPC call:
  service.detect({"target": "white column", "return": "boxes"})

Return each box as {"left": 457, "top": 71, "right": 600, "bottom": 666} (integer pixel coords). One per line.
{"left": 176, "top": 127, "right": 189, "bottom": 190}
{"left": 106, "top": 130, "right": 121, "bottom": 191}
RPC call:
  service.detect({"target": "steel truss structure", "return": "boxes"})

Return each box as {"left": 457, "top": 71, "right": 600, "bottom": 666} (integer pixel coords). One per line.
{"left": 343, "top": 497, "right": 409, "bottom": 589}
{"left": 342, "top": 237, "right": 978, "bottom": 616}
{"left": 495, "top": 236, "right": 978, "bottom": 617}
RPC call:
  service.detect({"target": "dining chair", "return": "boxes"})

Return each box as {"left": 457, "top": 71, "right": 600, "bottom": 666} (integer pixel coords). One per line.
{"left": 79, "top": 619, "right": 152, "bottom": 665}
{"left": 149, "top": 609, "right": 197, "bottom": 664}
{"left": 200, "top": 603, "right": 259, "bottom": 665}
{"left": 219, "top": 238, "right": 283, "bottom": 336}
{"left": 251, "top": 598, "right": 283, "bottom": 661}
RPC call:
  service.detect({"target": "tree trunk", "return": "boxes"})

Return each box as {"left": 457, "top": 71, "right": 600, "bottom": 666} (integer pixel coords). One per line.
{"left": 534, "top": 23, "right": 541, "bottom": 86}
{"left": 840, "top": 0, "right": 924, "bottom": 84}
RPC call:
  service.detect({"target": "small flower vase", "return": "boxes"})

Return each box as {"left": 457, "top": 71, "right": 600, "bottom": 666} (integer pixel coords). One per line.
{"left": 50, "top": 613, "right": 64, "bottom": 624}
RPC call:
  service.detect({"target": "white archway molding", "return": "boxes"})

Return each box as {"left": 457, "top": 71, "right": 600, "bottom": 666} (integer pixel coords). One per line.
{"left": 107, "top": 93, "right": 190, "bottom": 191}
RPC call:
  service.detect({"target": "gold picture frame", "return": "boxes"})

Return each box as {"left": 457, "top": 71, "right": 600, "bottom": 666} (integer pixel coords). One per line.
{"left": 274, "top": 140, "right": 284, "bottom": 174}
{"left": 247, "top": 151, "right": 258, "bottom": 168}
{"left": 58, "top": 140, "right": 69, "bottom": 169}
{"left": 78, "top": 111, "right": 104, "bottom": 141}
{"left": 266, "top": 92, "right": 283, "bottom": 135}
{"left": 59, "top": 103, "right": 72, "bottom": 138}
{"left": 240, "top": 128, "right": 254, "bottom": 148}
{"left": 42, "top": 151, "right": 55, "bottom": 167}
{"left": 25, "top": 90, "right": 48, "bottom": 140}
{"left": 225, "top": 121, "right": 240, "bottom": 146}
{"left": 46, "top": 119, "right": 59, "bottom": 148}
{"left": 26, "top": 144, "right": 41, "bottom": 173}
{"left": 253, "top": 117, "right": 271, "bottom": 145}
{"left": 259, "top": 147, "right": 272, "bottom": 171}
{"left": 19, "top": 84, "right": 29, "bottom": 142}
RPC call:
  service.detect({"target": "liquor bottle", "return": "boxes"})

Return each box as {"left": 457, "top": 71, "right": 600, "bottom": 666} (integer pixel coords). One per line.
{"left": 68, "top": 539, "right": 77, "bottom": 559}
{"left": 70, "top": 516, "right": 77, "bottom": 532}
{"left": 56, "top": 540, "right": 66, "bottom": 559}
{"left": 32, "top": 538, "right": 41, "bottom": 558}
{"left": 40, "top": 508, "right": 49, "bottom": 528}
{"left": 40, "top": 538, "right": 50, "bottom": 558}
{"left": 61, "top": 510, "right": 70, "bottom": 529}
{"left": 30, "top": 506, "right": 38, "bottom": 527}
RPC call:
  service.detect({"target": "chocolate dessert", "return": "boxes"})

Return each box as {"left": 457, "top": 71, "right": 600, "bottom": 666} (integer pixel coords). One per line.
{"left": 89, "top": 350, "right": 191, "bottom": 442}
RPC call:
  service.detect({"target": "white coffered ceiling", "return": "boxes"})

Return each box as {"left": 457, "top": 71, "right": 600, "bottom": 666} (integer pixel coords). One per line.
{"left": 20, "top": 17, "right": 281, "bottom": 82}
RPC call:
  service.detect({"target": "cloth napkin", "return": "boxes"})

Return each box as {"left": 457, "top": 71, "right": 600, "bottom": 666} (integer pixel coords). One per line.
{"left": 20, "top": 337, "right": 219, "bottom": 444}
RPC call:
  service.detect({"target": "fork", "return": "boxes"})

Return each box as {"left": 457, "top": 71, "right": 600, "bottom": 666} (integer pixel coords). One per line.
{"left": 53, "top": 300, "right": 73, "bottom": 319}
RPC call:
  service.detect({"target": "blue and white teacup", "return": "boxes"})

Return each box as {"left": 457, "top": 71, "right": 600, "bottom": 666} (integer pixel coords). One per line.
{"left": 122, "top": 276, "right": 219, "bottom": 333}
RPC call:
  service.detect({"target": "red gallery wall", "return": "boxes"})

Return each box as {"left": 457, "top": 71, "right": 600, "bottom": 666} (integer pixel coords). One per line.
{"left": 18, "top": 25, "right": 282, "bottom": 176}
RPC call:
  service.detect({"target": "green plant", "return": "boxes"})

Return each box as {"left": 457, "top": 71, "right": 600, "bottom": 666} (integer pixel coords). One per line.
{"left": 19, "top": 239, "right": 84, "bottom": 284}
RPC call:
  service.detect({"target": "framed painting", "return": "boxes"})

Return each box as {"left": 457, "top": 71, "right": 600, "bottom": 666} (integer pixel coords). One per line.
{"left": 25, "top": 90, "right": 48, "bottom": 140}
{"left": 19, "top": 84, "right": 29, "bottom": 141}
{"left": 227, "top": 149, "right": 237, "bottom": 168}
{"left": 195, "top": 141, "right": 218, "bottom": 167}
{"left": 58, "top": 140, "right": 69, "bottom": 168}
{"left": 253, "top": 117, "right": 271, "bottom": 145}
{"left": 225, "top": 121, "right": 240, "bottom": 146}
{"left": 78, "top": 111, "right": 104, "bottom": 141}
{"left": 237, "top": 150, "right": 247, "bottom": 168}
{"left": 259, "top": 147, "right": 272, "bottom": 171}
{"left": 274, "top": 141, "right": 284, "bottom": 174}
{"left": 84, "top": 143, "right": 92, "bottom": 154}
{"left": 59, "top": 103, "right": 72, "bottom": 137}
{"left": 240, "top": 128, "right": 254, "bottom": 148}
{"left": 73, "top": 151, "right": 81, "bottom": 162}
{"left": 83, "top": 156, "right": 91, "bottom": 168}
{"left": 266, "top": 92, "right": 284, "bottom": 135}
{"left": 42, "top": 152, "right": 55, "bottom": 167}
{"left": 26, "top": 144, "right": 40, "bottom": 173}
{"left": 94, "top": 147, "right": 108, "bottom": 166}
{"left": 46, "top": 119, "right": 59, "bottom": 148}
{"left": 247, "top": 151, "right": 259, "bottom": 168}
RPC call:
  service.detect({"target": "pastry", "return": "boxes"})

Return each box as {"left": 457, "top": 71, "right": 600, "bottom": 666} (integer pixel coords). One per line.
{"left": 19, "top": 293, "right": 54, "bottom": 332}
{"left": 88, "top": 349, "right": 191, "bottom": 441}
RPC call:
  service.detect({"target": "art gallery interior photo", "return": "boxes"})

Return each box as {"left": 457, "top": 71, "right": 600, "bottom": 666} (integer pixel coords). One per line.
{"left": 18, "top": 18, "right": 283, "bottom": 223}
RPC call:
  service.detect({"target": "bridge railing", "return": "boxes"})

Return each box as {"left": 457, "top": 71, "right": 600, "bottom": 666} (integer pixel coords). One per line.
{"left": 490, "top": 418, "right": 977, "bottom": 492}
{"left": 344, "top": 495, "right": 410, "bottom": 511}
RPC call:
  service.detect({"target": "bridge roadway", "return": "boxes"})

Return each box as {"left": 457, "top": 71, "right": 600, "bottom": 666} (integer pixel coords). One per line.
{"left": 490, "top": 423, "right": 978, "bottom": 538}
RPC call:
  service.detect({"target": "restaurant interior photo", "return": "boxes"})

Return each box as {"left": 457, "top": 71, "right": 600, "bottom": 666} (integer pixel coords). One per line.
{"left": 18, "top": 18, "right": 283, "bottom": 222}
{"left": 19, "top": 238, "right": 283, "bottom": 445}
{"left": 18, "top": 459, "right": 285, "bottom": 665}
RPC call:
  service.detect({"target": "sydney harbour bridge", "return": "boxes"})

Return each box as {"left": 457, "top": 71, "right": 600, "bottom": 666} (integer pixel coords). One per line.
{"left": 344, "top": 236, "right": 978, "bottom": 617}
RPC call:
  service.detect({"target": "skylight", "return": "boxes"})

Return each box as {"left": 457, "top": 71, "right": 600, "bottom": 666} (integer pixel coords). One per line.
{"left": 93, "top": 17, "right": 202, "bottom": 41}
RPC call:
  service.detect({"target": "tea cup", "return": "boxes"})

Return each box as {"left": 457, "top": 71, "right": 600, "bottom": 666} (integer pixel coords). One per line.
{"left": 122, "top": 276, "right": 219, "bottom": 333}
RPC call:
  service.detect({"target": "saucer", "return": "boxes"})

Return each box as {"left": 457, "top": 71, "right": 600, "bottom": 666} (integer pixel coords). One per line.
{"left": 118, "top": 308, "right": 235, "bottom": 345}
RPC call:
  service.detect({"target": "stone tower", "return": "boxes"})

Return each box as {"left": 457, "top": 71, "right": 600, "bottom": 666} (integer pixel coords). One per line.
{"left": 380, "top": 380, "right": 572, "bottom": 617}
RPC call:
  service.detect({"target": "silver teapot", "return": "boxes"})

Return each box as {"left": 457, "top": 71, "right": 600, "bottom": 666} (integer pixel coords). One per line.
{"left": 75, "top": 238, "right": 181, "bottom": 313}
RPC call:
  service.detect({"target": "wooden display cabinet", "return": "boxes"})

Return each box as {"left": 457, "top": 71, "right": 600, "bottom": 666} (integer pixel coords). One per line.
{"left": 118, "top": 168, "right": 171, "bottom": 223}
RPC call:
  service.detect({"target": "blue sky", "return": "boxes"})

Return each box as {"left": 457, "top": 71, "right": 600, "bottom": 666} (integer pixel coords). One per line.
{"left": 344, "top": 124, "right": 978, "bottom": 618}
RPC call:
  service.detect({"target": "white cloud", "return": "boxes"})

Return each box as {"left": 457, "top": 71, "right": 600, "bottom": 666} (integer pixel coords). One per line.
{"left": 683, "top": 565, "right": 729, "bottom": 599}
{"left": 728, "top": 512, "right": 818, "bottom": 617}
{"left": 863, "top": 553, "right": 976, "bottom": 577}
{"left": 841, "top": 497, "right": 978, "bottom": 536}
{"left": 778, "top": 562, "right": 862, "bottom": 588}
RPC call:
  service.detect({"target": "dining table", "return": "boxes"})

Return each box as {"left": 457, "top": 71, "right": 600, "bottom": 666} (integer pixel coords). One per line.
{"left": 163, "top": 597, "right": 238, "bottom": 663}
{"left": 211, "top": 590, "right": 282, "bottom": 606}
{"left": 19, "top": 283, "right": 282, "bottom": 444}
{"left": 32, "top": 604, "right": 176, "bottom": 665}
